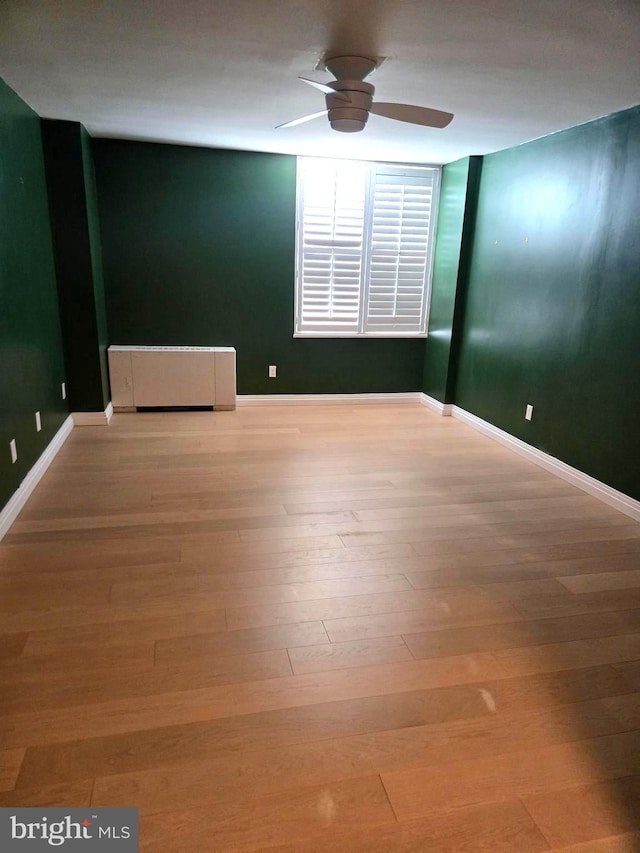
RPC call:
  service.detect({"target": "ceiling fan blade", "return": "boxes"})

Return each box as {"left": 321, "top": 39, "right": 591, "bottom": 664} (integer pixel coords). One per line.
{"left": 276, "top": 109, "right": 329, "bottom": 129}
{"left": 299, "top": 77, "right": 351, "bottom": 102}
{"left": 370, "top": 102, "right": 454, "bottom": 128}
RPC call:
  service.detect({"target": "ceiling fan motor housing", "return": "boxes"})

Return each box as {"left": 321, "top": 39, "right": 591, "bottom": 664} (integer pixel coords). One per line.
{"left": 326, "top": 80, "right": 374, "bottom": 133}
{"left": 282, "top": 53, "right": 453, "bottom": 133}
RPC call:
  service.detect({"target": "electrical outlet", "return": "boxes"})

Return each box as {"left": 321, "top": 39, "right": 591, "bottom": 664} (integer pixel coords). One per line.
{"left": 269, "top": 365, "right": 277, "bottom": 378}
{"left": 525, "top": 404, "right": 534, "bottom": 421}
{"left": 61, "top": 382, "right": 66, "bottom": 400}
{"left": 9, "top": 439, "right": 17, "bottom": 464}
{"left": 35, "top": 411, "right": 42, "bottom": 432}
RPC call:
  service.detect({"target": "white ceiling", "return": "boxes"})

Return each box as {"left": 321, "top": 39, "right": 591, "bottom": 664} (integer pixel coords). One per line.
{"left": 2, "top": 0, "right": 640, "bottom": 164}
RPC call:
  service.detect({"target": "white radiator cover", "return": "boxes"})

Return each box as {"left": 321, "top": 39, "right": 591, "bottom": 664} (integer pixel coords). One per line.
{"left": 108, "top": 346, "right": 236, "bottom": 411}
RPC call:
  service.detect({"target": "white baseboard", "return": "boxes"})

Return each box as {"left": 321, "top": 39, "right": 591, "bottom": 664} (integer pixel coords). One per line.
{"left": 419, "top": 393, "right": 453, "bottom": 416}
{"left": 237, "top": 393, "right": 422, "bottom": 406}
{"left": 0, "top": 415, "right": 74, "bottom": 542}
{"left": 72, "top": 402, "right": 113, "bottom": 426}
{"left": 450, "top": 405, "right": 640, "bottom": 523}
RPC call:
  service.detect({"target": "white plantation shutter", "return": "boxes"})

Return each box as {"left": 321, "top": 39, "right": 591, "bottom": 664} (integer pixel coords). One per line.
{"left": 296, "top": 159, "right": 367, "bottom": 334}
{"left": 295, "top": 158, "right": 440, "bottom": 337}
{"left": 364, "top": 170, "right": 435, "bottom": 335}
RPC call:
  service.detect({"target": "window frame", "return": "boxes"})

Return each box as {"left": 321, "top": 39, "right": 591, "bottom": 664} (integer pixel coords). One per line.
{"left": 294, "top": 157, "right": 441, "bottom": 339}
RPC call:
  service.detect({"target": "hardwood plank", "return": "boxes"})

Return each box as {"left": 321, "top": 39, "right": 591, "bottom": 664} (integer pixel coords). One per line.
{"left": 613, "top": 662, "right": 640, "bottom": 690}
{"left": 0, "top": 648, "right": 294, "bottom": 715}
{"left": 109, "top": 572, "right": 413, "bottom": 608}
{"left": 476, "top": 577, "right": 571, "bottom": 600}
{"left": 0, "top": 632, "right": 27, "bottom": 665}
{"left": 0, "top": 536, "right": 180, "bottom": 572}
{"left": 196, "top": 542, "right": 418, "bottom": 574}
{"left": 288, "top": 635, "right": 413, "bottom": 674}
{"left": 339, "top": 515, "right": 633, "bottom": 549}
{"left": 168, "top": 555, "right": 428, "bottom": 588}
{"left": 493, "top": 633, "right": 640, "bottom": 677}
{"left": 21, "top": 609, "right": 227, "bottom": 657}
{"left": 10, "top": 503, "right": 288, "bottom": 534}
{"left": 484, "top": 665, "right": 633, "bottom": 715}
{"left": 403, "top": 610, "right": 640, "bottom": 660}
{"left": 155, "top": 621, "right": 328, "bottom": 666}
{"left": 0, "top": 748, "right": 25, "bottom": 792}
{"left": 229, "top": 588, "right": 523, "bottom": 632}
{"left": 0, "top": 581, "right": 113, "bottom": 612}
{"left": 560, "top": 569, "right": 640, "bottom": 594}
{"left": 405, "top": 554, "right": 640, "bottom": 589}
{"left": 0, "top": 560, "right": 185, "bottom": 588}
{"left": 267, "top": 800, "right": 549, "bottom": 852}
{"left": 182, "top": 534, "right": 346, "bottom": 562}
{"left": 8, "top": 510, "right": 360, "bottom": 545}
{"left": 380, "top": 730, "right": 640, "bottom": 821}
{"left": 5, "top": 524, "right": 242, "bottom": 545}
{"left": 601, "top": 693, "right": 640, "bottom": 731}
{"left": 134, "top": 775, "right": 395, "bottom": 850}
{"left": 515, "top": 590, "right": 640, "bottom": 619}
{"left": 0, "top": 597, "right": 230, "bottom": 634}
{"left": 0, "top": 780, "right": 93, "bottom": 808}
{"left": 351, "top": 493, "right": 596, "bottom": 521}
{"left": 322, "top": 598, "right": 523, "bottom": 643}
{"left": 235, "top": 504, "right": 618, "bottom": 543}
{"left": 155, "top": 485, "right": 407, "bottom": 511}
{"left": 523, "top": 775, "right": 640, "bottom": 848}
{"left": 548, "top": 832, "right": 640, "bottom": 852}
{"left": 192, "top": 541, "right": 640, "bottom": 579}
{"left": 410, "top": 525, "right": 640, "bottom": 557}
{"left": 284, "top": 487, "right": 628, "bottom": 515}
{"left": 1, "top": 639, "right": 155, "bottom": 672}
{"left": 172, "top": 479, "right": 579, "bottom": 516}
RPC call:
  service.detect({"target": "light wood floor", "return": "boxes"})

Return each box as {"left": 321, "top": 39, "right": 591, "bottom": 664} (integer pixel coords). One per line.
{"left": 1, "top": 404, "right": 640, "bottom": 852}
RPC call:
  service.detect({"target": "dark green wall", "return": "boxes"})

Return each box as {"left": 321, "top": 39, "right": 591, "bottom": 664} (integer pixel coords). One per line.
{"left": 423, "top": 156, "right": 480, "bottom": 402}
{"left": 0, "top": 79, "right": 68, "bottom": 511}
{"left": 454, "top": 106, "right": 640, "bottom": 500}
{"left": 93, "top": 139, "right": 425, "bottom": 394}
{"left": 81, "top": 126, "right": 110, "bottom": 409}
{"left": 41, "top": 120, "right": 110, "bottom": 412}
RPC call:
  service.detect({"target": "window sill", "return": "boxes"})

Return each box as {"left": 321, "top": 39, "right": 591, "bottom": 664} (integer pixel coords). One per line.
{"left": 293, "top": 333, "right": 428, "bottom": 339}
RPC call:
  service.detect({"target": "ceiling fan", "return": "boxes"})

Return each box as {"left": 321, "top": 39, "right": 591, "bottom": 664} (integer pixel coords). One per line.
{"left": 277, "top": 55, "right": 454, "bottom": 134}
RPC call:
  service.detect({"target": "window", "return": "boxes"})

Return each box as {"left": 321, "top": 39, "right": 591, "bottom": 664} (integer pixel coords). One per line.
{"left": 295, "top": 157, "right": 440, "bottom": 337}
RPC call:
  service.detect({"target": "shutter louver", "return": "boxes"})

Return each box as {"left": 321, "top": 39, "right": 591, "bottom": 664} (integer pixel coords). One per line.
{"left": 295, "top": 158, "right": 439, "bottom": 337}
{"left": 297, "top": 160, "right": 367, "bottom": 334}
{"left": 364, "top": 172, "right": 434, "bottom": 335}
